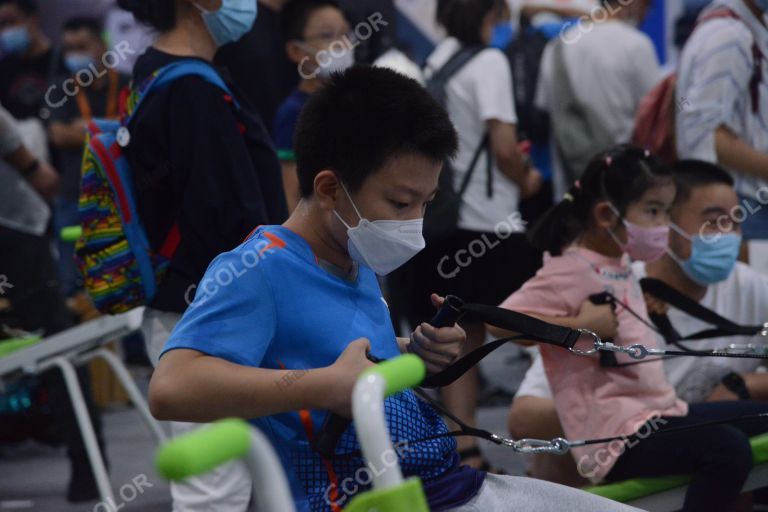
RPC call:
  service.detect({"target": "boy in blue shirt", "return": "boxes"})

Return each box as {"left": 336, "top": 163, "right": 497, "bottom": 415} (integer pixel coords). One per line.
{"left": 273, "top": 0, "right": 353, "bottom": 212}
{"left": 150, "top": 67, "right": 639, "bottom": 512}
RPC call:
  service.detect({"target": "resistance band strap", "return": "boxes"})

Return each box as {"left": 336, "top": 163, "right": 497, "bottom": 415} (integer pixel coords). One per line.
{"left": 422, "top": 305, "right": 583, "bottom": 388}
{"left": 641, "top": 278, "right": 767, "bottom": 339}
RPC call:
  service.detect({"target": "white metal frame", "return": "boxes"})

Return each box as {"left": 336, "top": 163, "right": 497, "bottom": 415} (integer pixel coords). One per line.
{"left": 242, "top": 428, "right": 296, "bottom": 511}
{"left": 0, "top": 308, "right": 166, "bottom": 504}
{"left": 351, "top": 372, "right": 404, "bottom": 491}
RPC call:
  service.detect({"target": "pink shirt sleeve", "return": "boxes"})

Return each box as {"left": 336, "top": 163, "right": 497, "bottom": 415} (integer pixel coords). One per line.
{"left": 500, "top": 256, "right": 600, "bottom": 318}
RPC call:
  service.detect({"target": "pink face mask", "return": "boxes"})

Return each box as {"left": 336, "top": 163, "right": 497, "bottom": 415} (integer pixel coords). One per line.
{"left": 607, "top": 204, "right": 670, "bottom": 262}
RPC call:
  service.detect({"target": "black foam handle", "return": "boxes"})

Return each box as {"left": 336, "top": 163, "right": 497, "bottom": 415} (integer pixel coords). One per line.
{"left": 429, "top": 295, "right": 465, "bottom": 328}
{"left": 313, "top": 295, "right": 466, "bottom": 457}
{"left": 589, "top": 292, "right": 616, "bottom": 310}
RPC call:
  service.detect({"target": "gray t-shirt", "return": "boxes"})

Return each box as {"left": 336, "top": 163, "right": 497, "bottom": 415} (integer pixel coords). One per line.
{"left": 0, "top": 104, "right": 50, "bottom": 236}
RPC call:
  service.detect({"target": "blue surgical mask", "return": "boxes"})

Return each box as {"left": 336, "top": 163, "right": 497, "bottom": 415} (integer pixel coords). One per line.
{"left": 194, "top": 0, "right": 258, "bottom": 47}
{"left": 667, "top": 223, "right": 742, "bottom": 285}
{"left": 0, "top": 26, "right": 31, "bottom": 55}
{"left": 490, "top": 22, "right": 514, "bottom": 50}
{"left": 65, "top": 53, "right": 95, "bottom": 74}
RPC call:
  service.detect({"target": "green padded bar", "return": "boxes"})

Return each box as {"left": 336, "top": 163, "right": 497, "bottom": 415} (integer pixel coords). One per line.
{"left": 344, "top": 477, "right": 429, "bottom": 512}
{"left": 0, "top": 336, "right": 42, "bottom": 359}
{"left": 60, "top": 226, "right": 82, "bottom": 243}
{"left": 277, "top": 149, "right": 296, "bottom": 162}
{"left": 156, "top": 418, "right": 252, "bottom": 481}
{"left": 584, "top": 433, "right": 768, "bottom": 502}
{"left": 361, "top": 354, "right": 426, "bottom": 397}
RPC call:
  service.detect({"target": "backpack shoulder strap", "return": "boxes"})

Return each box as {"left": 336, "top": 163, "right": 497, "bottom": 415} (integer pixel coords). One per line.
{"left": 426, "top": 45, "right": 485, "bottom": 105}
{"left": 124, "top": 60, "right": 239, "bottom": 125}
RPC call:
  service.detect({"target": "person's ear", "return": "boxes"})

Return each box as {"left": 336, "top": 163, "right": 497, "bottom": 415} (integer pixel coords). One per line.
{"left": 286, "top": 40, "right": 309, "bottom": 65}
{"left": 593, "top": 201, "right": 618, "bottom": 229}
{"left": 314, "top": 170, "right": 341, "bottom": 211}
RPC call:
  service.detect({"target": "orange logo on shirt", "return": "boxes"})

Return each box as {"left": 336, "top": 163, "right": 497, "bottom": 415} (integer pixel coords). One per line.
{"left": 259, "top": 231, "right": 287, "bottom": 256}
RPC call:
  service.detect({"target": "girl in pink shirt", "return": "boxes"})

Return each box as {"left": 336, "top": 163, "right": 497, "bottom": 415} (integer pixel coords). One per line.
{"left": 497, "top": 146, "right": 768, "bottom": 512}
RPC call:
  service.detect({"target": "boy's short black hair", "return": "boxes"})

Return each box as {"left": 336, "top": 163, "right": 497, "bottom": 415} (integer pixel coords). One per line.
{"left": 671, "top": 160, "right": 734, "bottom": 206}
{"left": 437, "top": 0, "right": 505, "bottom": 46}
{"left": 0, "top": 0, "right": 38, "bottom": 15}
{"left": 63, "top": 17, "right": 103, "bottom": 40}
{"left": 294, "top": 66, "right": 458, "bottom": 197}
{"left": 117, "top": 0, "right": 175, "bottom": 32}
{"left": 282, "top": 0, "right": 341, "bottom": 42}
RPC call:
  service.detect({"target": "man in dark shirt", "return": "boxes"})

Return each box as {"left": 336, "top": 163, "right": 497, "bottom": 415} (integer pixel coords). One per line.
{"left": 215, "top": 0, "right": 297, "bottom": 129}
{"left": 0, "top": 0, "right": 65, "bottom": 121}
{"left": 127, "top": 47, "right": 288, "bottom": 318}
{"left": 48, "top": 16, "right": 130, "bottom": 298}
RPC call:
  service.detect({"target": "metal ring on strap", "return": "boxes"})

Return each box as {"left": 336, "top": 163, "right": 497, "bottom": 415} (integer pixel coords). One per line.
{"left": 568, "top": 329, "right": 601, "bottom": 356}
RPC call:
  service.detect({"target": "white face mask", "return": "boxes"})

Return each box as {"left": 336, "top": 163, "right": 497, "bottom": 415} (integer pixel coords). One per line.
{"left": 298, "top": 42, "right": 354, "bottom": 79}
{"left": 333, "top": 184, "right": 425, "bottom": 276}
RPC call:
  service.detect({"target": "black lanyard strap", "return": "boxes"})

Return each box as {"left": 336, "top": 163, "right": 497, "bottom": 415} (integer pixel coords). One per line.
{"left": 314, "top": 295, "right": 768, "bottom": 459}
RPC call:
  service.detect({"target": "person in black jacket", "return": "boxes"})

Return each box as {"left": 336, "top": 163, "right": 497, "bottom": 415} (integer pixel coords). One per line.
{"left": 116, "top": 0, "right": 287, "bottom": 509}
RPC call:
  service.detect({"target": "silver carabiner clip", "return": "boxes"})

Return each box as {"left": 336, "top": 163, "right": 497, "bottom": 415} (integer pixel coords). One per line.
{"left": 568, "top": 329, "right": 601, "bottom": 356}
{"left": 512, "top": 437, "right": 572, "bottom": 455}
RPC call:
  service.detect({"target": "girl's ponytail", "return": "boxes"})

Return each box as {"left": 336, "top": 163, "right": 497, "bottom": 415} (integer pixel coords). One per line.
{"left": 528, "top": 183, "right": 583, "bottom": 256}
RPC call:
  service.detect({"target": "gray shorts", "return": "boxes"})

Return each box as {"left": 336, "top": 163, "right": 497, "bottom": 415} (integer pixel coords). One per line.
{"left": 449, "top": 474, "right": 644, "bottom": 512}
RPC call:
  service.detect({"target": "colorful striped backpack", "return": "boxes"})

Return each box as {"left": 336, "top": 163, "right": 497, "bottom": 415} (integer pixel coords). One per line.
{"left": 75, "top": 60, "right": 240, "bottom": 314}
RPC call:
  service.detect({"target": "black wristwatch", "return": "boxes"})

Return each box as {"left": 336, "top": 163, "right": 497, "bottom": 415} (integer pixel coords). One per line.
{"left": 721, "top": 372, "right": 751, "bottom": 400}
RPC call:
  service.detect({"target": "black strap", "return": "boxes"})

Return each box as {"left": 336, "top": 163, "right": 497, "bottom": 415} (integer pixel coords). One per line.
{"left": 456, "top": 134, "right": 491, "bottom": 201}
{"left": 426, "top": 46, "right": 492, "bottom": 203}
{"left": 320, "top": 296, "right": 768, "bottom": 460}
{"left": 421, "top": 303, "right": 581, "bottom": 388}
{"left": 640, "top": 278, "right": 766, "bottom": 339}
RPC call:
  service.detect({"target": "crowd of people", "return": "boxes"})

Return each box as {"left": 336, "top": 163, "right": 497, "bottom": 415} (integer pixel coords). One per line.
{"left": 1, "top": 0, "right": 768, "bottom": 511}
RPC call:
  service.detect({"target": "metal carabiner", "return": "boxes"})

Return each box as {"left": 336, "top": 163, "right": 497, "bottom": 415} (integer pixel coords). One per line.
{"left": 761, "top": 322, "right": 768, "bottom": 337}
{"left": 568, "top": 329, "right": 602, "bottom": 356}
{"left": 510, "top": 437, "right": 572, "bottom": 455}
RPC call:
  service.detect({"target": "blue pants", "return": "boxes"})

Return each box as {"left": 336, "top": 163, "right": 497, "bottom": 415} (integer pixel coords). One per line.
{"left": 53, "top": 197, "right": 81, "bottom": 297}
{"left": 605, "top": 401, "right": 768, "bottom": 512}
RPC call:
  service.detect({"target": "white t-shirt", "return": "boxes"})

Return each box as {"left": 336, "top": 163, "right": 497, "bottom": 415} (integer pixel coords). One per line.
{"left": 425, "top": 37, "right": 523, "bottom": 233}
{"left": 675, "top": 0, "right": 768, "bottom": 200}
{"left": 535, "top": 20, "right": 660, "bottom": 199}
{"left": 516, "top": 262, "right": 768, "bottom": 402}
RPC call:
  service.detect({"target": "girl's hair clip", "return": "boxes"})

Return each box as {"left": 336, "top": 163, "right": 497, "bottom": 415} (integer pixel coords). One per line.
{"left": 574, "top": 180, "right": 582, "bottom": 190}
{"left": 605, "top": 156, "right": 613, "bottom": 167}
{"left": 644, "top": 149, "right": 651, "bottom": 158}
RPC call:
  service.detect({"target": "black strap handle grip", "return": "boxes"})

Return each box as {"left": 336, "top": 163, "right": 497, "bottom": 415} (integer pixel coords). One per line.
{"left": 589, "top": 292, "right": 615, "bottom": 309}
{"left": 313, "top": 296, "right": 465, "bottom": 458}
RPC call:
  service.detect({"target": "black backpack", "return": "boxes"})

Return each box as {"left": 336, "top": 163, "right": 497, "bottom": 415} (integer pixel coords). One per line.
{"left": 424, "top": 46, "right": 491, "bottom": 242}
{"left": 504, "top": 20, "right": 550, "bottom": 144}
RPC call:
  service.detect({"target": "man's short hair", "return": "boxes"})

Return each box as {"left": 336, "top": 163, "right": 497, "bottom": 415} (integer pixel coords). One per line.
{"left": 294, "top": 66, "right": 458, "bottom": 197}
{"left": 671, "top": 159, "right": 735, "bottom": 206}
{"left": 0, "top": 0, "right": 38, "bottom": 15}
{"left": 282, "top": 0, "right": 341, "bottom": 42}
{"left": 62, "top": 17, "right": 104, "bottom": 41}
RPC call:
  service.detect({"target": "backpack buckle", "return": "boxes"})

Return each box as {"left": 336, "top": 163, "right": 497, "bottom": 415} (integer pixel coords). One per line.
{"left": 117, "top": 126, "right": 131, "bottom": 147}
